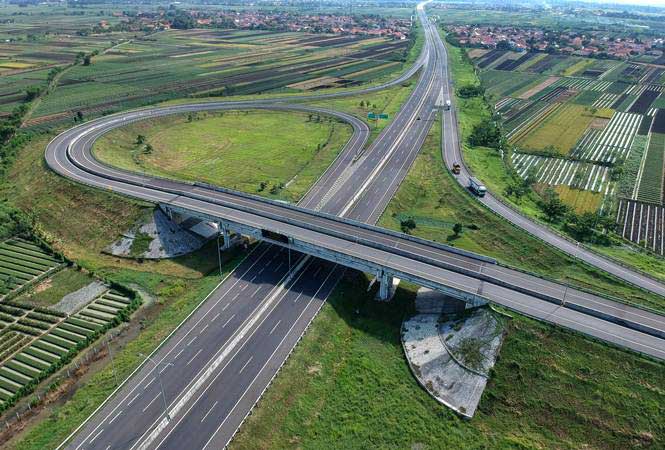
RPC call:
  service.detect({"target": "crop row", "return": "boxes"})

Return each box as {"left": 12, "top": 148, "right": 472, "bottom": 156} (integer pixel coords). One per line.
{"left": 616, "top": 199, "right": 664, "bottom": 255}
{"left": 0, "top": 290, "right": 139, "bottom": 410}
{"left": 0, "top": 238, "right": 62, "bottom": 298}
{"left": 636, "top": 132, "right": 665, "bottom": 205}
{"left": 571, "top": 112, "right": 642, "bottom": 163}
{"left": 592, "top": 93, "right": 619, "bottom": 109}
{"left": 512, "top": 153, "right": 612, "bottom": 194}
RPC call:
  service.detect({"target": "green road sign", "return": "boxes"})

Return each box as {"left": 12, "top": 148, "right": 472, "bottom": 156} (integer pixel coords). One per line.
{"left": 368, "top": 112, "right": 389, "bottom": 120}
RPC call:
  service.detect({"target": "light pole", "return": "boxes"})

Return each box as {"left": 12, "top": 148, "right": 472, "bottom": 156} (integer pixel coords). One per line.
{"left": 139, "top": 353, "right": 172, "bottom": 421}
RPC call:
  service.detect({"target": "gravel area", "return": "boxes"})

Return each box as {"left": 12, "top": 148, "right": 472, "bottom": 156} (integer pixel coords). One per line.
{"left": 107, "top": 209, "right": 206, "bottom": 259}
{"left": 52, "top": 281, "right": 108, "bottom": 315}
{"left": 402, "top": 301, "right": 504, "bottom": 418}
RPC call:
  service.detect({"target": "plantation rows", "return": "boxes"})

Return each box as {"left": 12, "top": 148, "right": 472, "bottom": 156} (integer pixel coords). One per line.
{"left": 0, "top": 290, "right": 136, "bottom": 408}
{"left": 616, "top": 199, "right": 664, "bottom": 256}
{"left": 512, "top": 153, "right": 612, "bottom": 194}
{"left": 570, "top": 112, "right": 642, "bottom": 163}
{"left": 636, "top": 132, "right": 665, "bottom": 205}
{"left": 0, "top": 239, "right": 63, "bottom": 299}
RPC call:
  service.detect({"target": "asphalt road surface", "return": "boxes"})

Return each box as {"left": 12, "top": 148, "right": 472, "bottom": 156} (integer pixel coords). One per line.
{"left": 50, "top": 2, "right": 664, "bottom": 450}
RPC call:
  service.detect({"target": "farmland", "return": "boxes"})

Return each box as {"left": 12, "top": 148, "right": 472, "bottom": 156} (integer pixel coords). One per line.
{"left": 512, "top": 104, "right": 594, "bottom": 155}
{"left": 0, "top": 239, "right": 63, "bottom": 300}
{"left": 462, "top": 33, "right": 665, "bottom": 254}
{"left": 27, "top": 29, "right": 413, "bottom": 131}
{"left": 0, "top": 288, "right": 138, "bottom": 410}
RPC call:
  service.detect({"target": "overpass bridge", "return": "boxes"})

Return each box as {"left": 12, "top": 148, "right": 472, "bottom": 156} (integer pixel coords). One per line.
{"left": 47, "top": 110, "right": 665, "bottom": 359}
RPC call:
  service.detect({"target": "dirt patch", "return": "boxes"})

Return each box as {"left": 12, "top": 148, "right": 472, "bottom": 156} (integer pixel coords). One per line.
{"left": 590, "top": 117, "right": 610, "bottom": 129}
{"left": 32, "top": 278, "right": 52, "bottom": 294}
{"left": 519, "top": 76, "right": 560, "bottom": 100}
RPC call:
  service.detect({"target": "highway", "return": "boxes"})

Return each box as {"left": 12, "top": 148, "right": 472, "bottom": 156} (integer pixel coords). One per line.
{"left": 55, "top": 4, "right": 442, "bottom": 449}
{"left": 436, "top": 24, "right": 665, "bottom": 299}
{"left": 48, "top": 2, "right": 664, "bottom": 449}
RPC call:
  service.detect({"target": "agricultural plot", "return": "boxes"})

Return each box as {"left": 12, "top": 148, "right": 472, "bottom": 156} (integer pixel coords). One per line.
{"left": 0, "top": 238, "right": 63, "bottom": 299}
{"left": 570, "top": 112, "right": 642, "bottom": 163}
{"left": 616, "top": 199, "right": 665, "bottom": 255}
{"left": 479, "top": 69, "right": 546, "bottom": 100}
{"left": 592, "top": 93, "right": 619, "bottom": 108}
{"left": 512, "top": 152, "right": 613, "bottom": 197}
{"left": 635, "top": 132, "right": 665, "bottom": 205}
{"left": 0, "top": 290, "right": 137, "bottom": 408}
{"left": 512, "top": 104, "right": 594, "bottom": 155}
{"left": 28, "top": 29, "right": 411, "bottom": 130}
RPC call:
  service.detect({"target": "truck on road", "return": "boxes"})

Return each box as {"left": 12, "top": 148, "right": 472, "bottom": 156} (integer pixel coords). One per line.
{"left": 468, "top": 177, "right": 486, "bottom": 197}
{"left": 452, "top": 162, "right": 461, "bottom": 175}
{"left": 444, "top": 99, "right": 451, "bottom": 110}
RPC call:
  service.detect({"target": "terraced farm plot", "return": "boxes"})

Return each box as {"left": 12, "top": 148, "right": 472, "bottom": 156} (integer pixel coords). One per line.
{"left": 0, "top": 238, "right": 63, "bottom": 299}
{"left": 513, "top": 104, "right": 594, "bottom": 155}
{"left": 571, "top": 112, "right": 642, "bottom": 163}
{"left": 0, "top": 290, "right": 136, "bottom": 409}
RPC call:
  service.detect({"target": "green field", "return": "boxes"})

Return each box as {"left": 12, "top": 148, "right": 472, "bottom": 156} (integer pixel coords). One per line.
{"left": 28, "top": 28, "right": 412, "bottom": 131}
{"left": 93, "top": 110, "right": 352, "bottom": 203}
{"left": 515, "top": 104, "right": 595, "bottom": 155}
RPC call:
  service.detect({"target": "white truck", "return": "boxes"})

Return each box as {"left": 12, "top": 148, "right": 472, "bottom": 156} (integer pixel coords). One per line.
{"left": 468, "top": 177, "right": 486, "bottom": 197}
{"left": 444, "top": 99, "right": 452, "bottom": 110}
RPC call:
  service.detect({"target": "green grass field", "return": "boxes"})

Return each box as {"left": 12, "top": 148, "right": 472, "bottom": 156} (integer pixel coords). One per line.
{"left": 93, "top": 110, "right": 352, "bottom": 203}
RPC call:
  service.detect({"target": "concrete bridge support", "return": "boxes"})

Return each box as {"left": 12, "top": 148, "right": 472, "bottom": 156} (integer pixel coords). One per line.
{"left": 219, "top": 222, "right": 231, "bottom": 251}
{"left": 378, "top": 270, "right": 394, "bottom": 302}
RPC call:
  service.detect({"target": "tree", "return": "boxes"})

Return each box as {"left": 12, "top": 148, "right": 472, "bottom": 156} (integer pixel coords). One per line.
{"left": 540, "top": 187, "right": 568, "bottom": 223}
{"left": 400, "top": 218, "right": 416, "bottom": 234}
{"left": 136, "top": 134, "right": 146, "bottom": 145}
{"left": 452, "top": 223, "right": 463, "bottom": 236}
{"left": 457, "top": 84, "right": 484, "bottom": 98}
{"left": 469, "top": 119, "right": 502, "bottom": 148}
{"left": 83, "top": 54, "right": 92, "bottom": 66}
{"left": 25, "top": 86, "right": 41, "bottom": 102}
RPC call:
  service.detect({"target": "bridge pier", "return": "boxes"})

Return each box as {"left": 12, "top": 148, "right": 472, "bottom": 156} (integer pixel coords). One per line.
{"left": 377, "top": 270, "right": 395, "bottom": 302}
{"left": 219, "top": 222, "right": 231, "bottom": 250}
